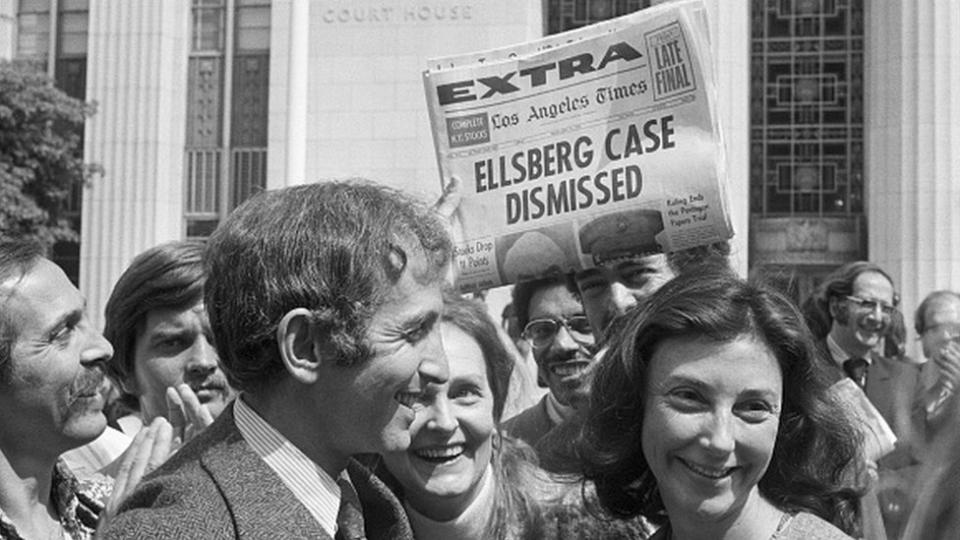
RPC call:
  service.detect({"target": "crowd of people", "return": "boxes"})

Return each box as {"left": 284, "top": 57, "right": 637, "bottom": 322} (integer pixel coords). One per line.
{"left": 1, "top": 177, "right": 959, "bottom": 539}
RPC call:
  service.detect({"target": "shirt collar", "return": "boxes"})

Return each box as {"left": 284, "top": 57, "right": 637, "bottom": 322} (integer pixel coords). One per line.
{"left": 544, "top": 392, "right": 575, "bottom": 426}
{"left": 826, "top": 333, "right": 874, "bottom": 367}
{"left": 234, "top": 396, "right": 343, "bottom": 537}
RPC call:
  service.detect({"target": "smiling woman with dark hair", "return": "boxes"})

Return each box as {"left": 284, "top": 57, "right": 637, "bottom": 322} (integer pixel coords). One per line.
{"left": 579, "top": 269, "right": 864, "bottom": 540}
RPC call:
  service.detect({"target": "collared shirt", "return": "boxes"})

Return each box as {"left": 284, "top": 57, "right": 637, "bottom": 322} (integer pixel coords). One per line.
{"left": 826, "top": 333, "right": 874, "bottom": 368}
{"left": 234, "top": 396, "right": 343, "bottom": 538}
{"left": 0, "top": 460, "right": 104, "bottom": 540}
{"left": 544, "top": 391, "right": 575, "bottom": 427}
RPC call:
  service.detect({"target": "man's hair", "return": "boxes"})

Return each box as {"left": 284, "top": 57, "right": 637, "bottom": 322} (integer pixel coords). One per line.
{"left": 441, "top": 292, "right": 514, "bottom": 422}
{"left": 800, "top": 260, "right": 897, "bottom": 339}
{"left": 103, "top": 240, "right": 206, "bottom": 387}
{"left": 579, "top": 269, "right": 864, "bottom": 534}
{"left": 204, "top": 180, "right": 452, "bottom": 395}
{"left": 914, "top": 290, "right": 960, "bottom": 335}
{"left": 510, "top": 274, "right": 578, "bottom": 331}
{"left": 0, "top": 240, "right": 46, "bottom": 379}
{"left": 666, "top": 240, "right": 732, "bottom": 275}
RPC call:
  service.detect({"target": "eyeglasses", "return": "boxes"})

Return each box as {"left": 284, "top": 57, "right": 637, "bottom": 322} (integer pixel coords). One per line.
{"left": 845, "top": 295, "right": 897, "bottom": 316}
{"left": 522, "top": 316, "right": 594, "bottom": 349}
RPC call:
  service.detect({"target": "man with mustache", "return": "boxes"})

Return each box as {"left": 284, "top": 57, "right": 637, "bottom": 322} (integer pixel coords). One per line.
{"left": 103, "top": 240, "right": 235, "bottom": 442}
{"left": 501, "top": 274, "right": 596, "bottom": 471}
{"left": 0, "top": 240, "right": 114, "bottom": 539}
{"left": 100, "top": 181, "right": 452, "bottom": 539}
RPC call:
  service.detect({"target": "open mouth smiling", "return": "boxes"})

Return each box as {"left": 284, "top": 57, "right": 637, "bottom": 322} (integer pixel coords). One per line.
{"left": 678, "top": 458, "right": 736, "bottom": 480}
{"left": 549, "top": 360, "right": 590, "bottom": 378}
{"left": 413, "top": 444, "right": 465, "bottom": 464}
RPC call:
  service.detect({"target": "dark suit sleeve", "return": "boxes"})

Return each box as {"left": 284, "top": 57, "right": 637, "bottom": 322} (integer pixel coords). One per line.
{"left": 98, "top": 466, "right": 236, "bottom": 540}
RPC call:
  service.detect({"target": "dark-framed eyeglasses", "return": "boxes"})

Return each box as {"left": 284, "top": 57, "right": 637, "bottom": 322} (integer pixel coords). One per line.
{"left": 522, "top": 316, "right": 594, "bottom": 349}
{"left": 845, "top": 295, "right": 896, "bottom": 316}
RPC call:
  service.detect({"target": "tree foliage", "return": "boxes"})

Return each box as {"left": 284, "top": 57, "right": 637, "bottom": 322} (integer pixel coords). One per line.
{"left": 0, "top": 59, "right": 99, "bottom": 248}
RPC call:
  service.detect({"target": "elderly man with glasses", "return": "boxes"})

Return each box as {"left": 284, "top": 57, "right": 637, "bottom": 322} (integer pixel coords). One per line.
{"left": 802, "top": 261, "right": 918, "bottom": 427}
{"left": 501, "top": 274, "right": 596, "bottom": 472}
{"left": 803, "top": 260, "right": 924, "bottom": 539}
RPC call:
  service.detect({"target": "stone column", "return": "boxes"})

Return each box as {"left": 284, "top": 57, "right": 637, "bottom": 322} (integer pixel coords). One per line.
{"left": 80, "top": 0, "right": 189, "bottom": 328}
{"left": 0, "top": 0, "right": 16, "bottom": 60}
{"left": 865, "top": 2, "right": 960, "bottom": 344}
{"left": 703, "top": 0, "right": 750, "bottom": 277}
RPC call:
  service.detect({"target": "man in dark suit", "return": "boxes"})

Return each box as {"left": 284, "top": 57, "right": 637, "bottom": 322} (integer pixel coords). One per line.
{"left": 100, "top": 181, "right": 454, "bottom": 539}
{"left": 803, "top": 260, "right": 922, "bottom": 539}
{"left": 802, "top": 261, "right": 919, "bottom": 443}
{"left": 501, "top": 275, "right": 594, "bottom": 471}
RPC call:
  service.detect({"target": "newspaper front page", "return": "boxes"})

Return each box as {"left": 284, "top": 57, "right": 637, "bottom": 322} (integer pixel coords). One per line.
{"left": 424, "top": 0, "right": 732, "bottom": 291}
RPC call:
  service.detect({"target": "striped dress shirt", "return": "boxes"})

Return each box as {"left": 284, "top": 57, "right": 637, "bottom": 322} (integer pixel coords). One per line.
{"left": 234, "top": 396, "right": 343, "bottom": 537}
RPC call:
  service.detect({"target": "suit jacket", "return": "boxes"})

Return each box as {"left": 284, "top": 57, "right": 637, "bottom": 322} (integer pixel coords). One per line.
{"left": 99, "top": 403, "right": 414, "bottom": 540}
{"left": 500, "top": 395, "right": 555, "bottom": 449}
{"left": 500, "top": 396, "right": 583, "bottom": 474}
{"left": 816, "top": 339, "right": 922, "bottom": 444}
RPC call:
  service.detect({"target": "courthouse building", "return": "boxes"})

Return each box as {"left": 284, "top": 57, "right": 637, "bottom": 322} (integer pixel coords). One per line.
{"left": 1, "top": 0, "right": 957, "bottom": 349}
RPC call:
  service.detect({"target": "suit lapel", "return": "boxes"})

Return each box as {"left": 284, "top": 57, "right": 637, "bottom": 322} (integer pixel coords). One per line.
{"left": 200, "top": 405, "right": 333, "bottom": 540}
{"left": 347, "top": 459, "right": 414, "bottom": 540}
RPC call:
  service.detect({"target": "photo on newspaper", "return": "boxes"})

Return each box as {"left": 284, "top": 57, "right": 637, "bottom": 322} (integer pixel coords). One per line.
{"left": 423, "top": 0, "right": 733, "bottom": 291}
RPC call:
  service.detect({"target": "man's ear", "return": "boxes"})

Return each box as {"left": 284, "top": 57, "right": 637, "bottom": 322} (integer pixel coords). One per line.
{"left": 276, "top": 308, "right": 321, "bottom": 385}
{"left": 828, "top": 295, "right": 839, "bottom": 318}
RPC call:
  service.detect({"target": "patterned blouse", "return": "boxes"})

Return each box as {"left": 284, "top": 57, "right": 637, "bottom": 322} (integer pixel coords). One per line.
{"left": 0, "top": 460, "right": 110, "bottom": 540}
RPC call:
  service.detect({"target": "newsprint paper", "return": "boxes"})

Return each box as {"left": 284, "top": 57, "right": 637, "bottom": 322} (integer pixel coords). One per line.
{"left": 423, "top": 0, "right": 733, "bottom": 292}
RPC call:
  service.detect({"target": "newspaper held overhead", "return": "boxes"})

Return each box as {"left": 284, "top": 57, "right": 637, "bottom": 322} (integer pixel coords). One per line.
{"left": 423, "top": 0, "right": 733, "bottom": 292}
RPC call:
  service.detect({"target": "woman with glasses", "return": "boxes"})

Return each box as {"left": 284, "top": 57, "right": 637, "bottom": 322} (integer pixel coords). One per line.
{"left": 377, "top": 293, "right": 651, "bottom": 539}
{"left": 579, "top": 270, "right": 864, "bottom": 539}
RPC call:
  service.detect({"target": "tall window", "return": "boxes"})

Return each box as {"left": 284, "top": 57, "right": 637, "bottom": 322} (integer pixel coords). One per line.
{"left": 546, "top": 0, "right": 650, "bottom": 34}
{"left": 750, "top": 0, "right": 864, "bottom": 218}
{"left": 15, "top": 0, "right": 89, "bottom": 284}
{"left": 184, "top": 0, "right": 270, "bottom": 238}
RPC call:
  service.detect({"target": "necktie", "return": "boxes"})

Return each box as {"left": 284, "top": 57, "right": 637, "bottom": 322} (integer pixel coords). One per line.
{"left": 336, "top": 477, "right": 366, "bottom": 540}
{"left": 843, "top": 357, "right": 869, "bottom": 388}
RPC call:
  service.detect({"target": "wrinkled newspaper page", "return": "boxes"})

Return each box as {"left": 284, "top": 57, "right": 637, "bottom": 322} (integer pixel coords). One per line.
{"left": 829, "top": 377, "right": 897, "bottom": 463}
{"left": 424, "top": 0, "right": 732, "bottom": 291}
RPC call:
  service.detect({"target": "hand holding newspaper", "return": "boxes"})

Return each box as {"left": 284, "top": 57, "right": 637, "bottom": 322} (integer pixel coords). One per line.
{"left": 423, "top": 0, "right": 733, "bottom": 291}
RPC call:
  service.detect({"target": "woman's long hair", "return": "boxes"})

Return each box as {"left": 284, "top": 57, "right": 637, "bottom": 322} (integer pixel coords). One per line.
{"left": 578, "top": 269, "right": 864, "bottom": 533}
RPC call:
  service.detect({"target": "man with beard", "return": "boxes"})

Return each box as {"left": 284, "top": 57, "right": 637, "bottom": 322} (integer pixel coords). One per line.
{"left": 501, "top": 275, "right": 596, "bottom": 471}
{"left": 100, "top": 181, "right": 452, "bottom": 539}
{"left": 0, "top": 240, "right": 114, "bottom": 538}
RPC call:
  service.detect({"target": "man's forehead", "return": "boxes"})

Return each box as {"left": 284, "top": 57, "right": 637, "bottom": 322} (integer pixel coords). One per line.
{"left": 852, "top": 271, "right": 895, "bottom": 299}
{"left": 576, "top": 253, "right": 669, "bottom": 280}
{"left": 927, "top": 296, "right": 960, "bottom": 324}
{"left": 529, "top": 282, "right": 582, "bottom": 317}
{"left": 2, "top": 259, "right": 83, "bottom": 330}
